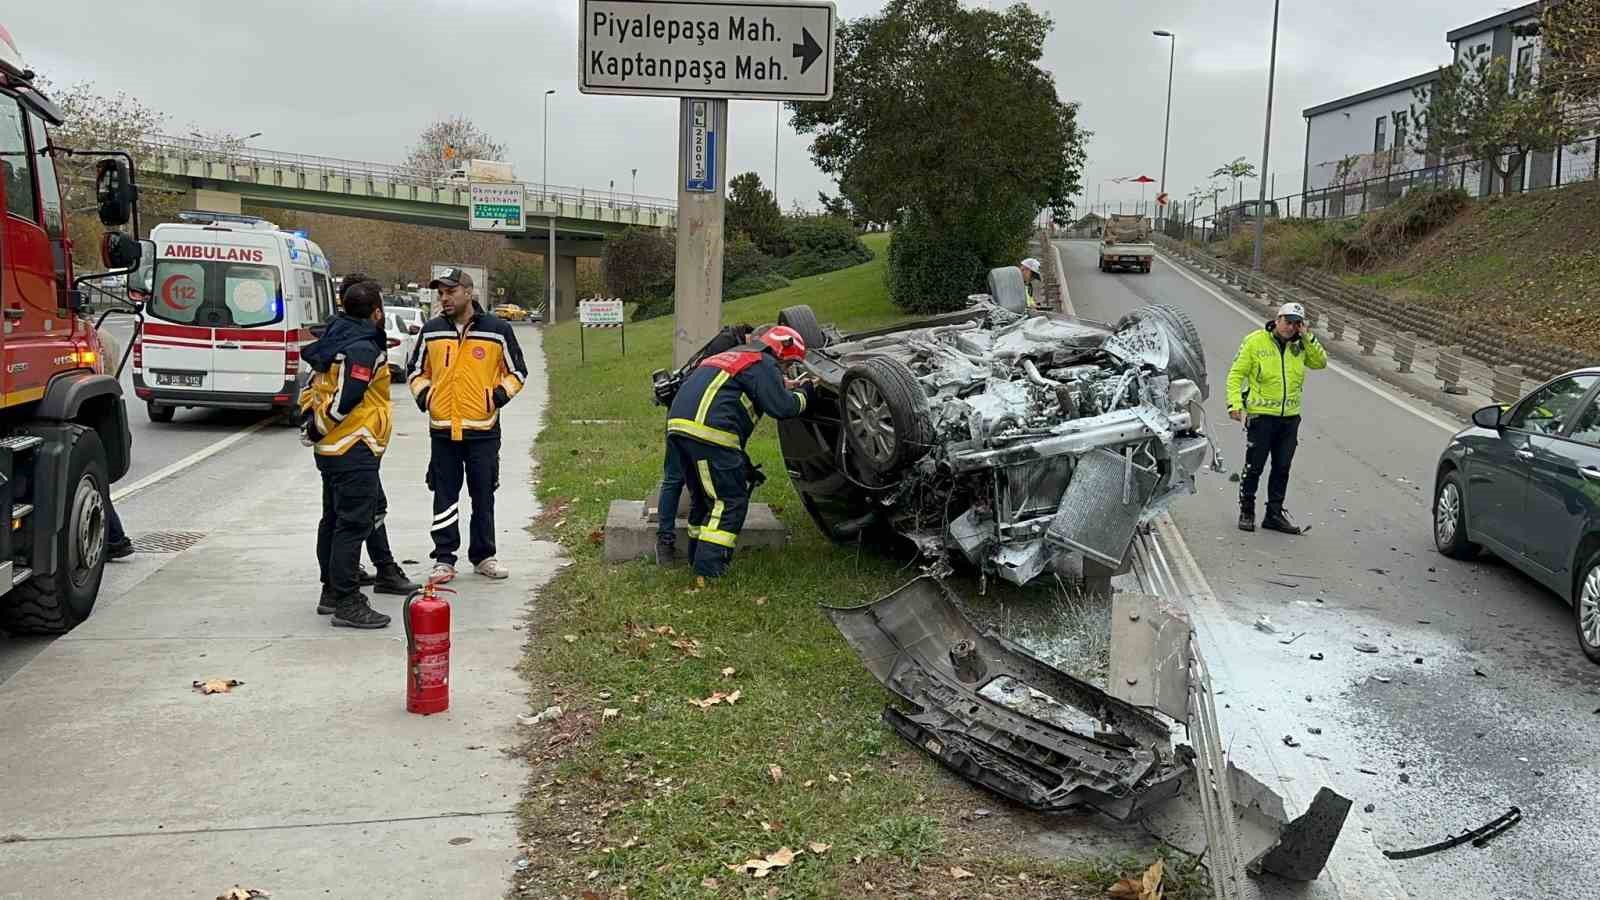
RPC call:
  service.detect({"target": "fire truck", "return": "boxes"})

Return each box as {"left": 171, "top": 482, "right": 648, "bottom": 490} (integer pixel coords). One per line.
{"left": 0, "top": 24, "right": 144, "bottom": 633}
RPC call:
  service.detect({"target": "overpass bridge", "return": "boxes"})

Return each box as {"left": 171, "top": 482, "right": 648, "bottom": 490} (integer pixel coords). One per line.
{"left": 140, "top": 136, "right": 679, "bottom": 320}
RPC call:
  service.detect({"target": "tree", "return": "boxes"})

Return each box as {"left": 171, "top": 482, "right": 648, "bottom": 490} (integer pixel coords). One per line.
{"left": 1533, "top": 0, "right": 1600, "bottom": 133}
{"left": 1411, "top": 45, "right": 1576, "bottom": 194}
{"left": 489, "top": 254, "right": 545, "bottom": 307}
{"left": 726, "top": 172, "right": 785, "bottom": 256}
{"left": 403, "top": 117, "right": 506, "bottom": 178}
{"left": 787, "top": 0, "right": 1088, "bottom": 311}
{"left": 817, "top": 191, "right": 851, "bottom": 219}
{"left": 603, "top": 227, "right": 676, "bottom": 303}
{"left": 1211, "top": 157, "right": 1256, "bottom": 207}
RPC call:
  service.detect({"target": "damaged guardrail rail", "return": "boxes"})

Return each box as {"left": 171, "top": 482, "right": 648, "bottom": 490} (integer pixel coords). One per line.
{"left": 824, "top": 575, "right": 1351, "bottom": 898}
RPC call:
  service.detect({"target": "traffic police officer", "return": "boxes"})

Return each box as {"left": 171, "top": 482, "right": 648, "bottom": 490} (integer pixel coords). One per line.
{"left": 1226, "top": 301, "right": 1327, "bottom": 535}
{"left": 665, "top": 325, "right": 814, "bottom": 579}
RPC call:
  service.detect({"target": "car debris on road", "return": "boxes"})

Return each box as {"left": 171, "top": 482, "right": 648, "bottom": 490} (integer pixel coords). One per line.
{"left": 1381, "top": 807, "right": 1522, "bottom": 859}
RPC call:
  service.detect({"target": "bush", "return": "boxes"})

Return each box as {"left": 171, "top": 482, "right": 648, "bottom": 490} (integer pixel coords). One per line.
{"left": 887, "top": 207, "right": 987, "bottom": 314}
{"left": 776, "top": 216, "right": 874, "bottom": 279}
{"left": 630, "top": 234, "right": 792, "bottom": 322}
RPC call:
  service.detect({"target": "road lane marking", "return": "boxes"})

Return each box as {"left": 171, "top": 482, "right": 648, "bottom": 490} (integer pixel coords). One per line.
{"left": 1152, "top": 515, "right": 1412, "bottom": 900}
{"left": 1155, "top": 250, "right": 1459, "bottom": 433}
{"left": 112, "top": 418, "right": 275, "bottom": 502}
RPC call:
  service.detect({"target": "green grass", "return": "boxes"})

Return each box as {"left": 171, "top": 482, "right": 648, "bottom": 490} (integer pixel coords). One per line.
{"left": 513, "top": 232, "right": 1202, "bottom": 898}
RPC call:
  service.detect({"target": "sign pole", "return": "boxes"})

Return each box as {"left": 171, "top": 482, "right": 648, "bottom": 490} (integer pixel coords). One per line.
{"left": 673, "top": 97, "right": 729, "bottom": 367}
{"left": 579, "top": 314, "right": 586, "bottom": 362}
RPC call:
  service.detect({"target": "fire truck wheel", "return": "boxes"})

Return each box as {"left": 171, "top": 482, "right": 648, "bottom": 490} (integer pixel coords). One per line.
{"left": 1, "top": 427, "right": 110, "bottom": 635}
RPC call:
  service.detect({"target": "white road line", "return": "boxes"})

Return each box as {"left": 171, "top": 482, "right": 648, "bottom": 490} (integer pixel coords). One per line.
{"left": 1152, "top": 516, "right": 1412, "bottom": 900}
{"left": 1155, "top": 250, "right": 1459, "bottom": 433}
{"left": 111, "top": 418, "right": 274, "bottom": 502}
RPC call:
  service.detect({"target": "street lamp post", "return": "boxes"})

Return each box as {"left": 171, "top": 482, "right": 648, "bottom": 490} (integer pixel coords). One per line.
{"left": 542, "top": 89, "right": 555, "bottom": 198}
{"left": 543, "top": 88, "right": 556, "bottom": 325}
{"left": 631, "top": 168, "right": 638, "bottom": 209}
{"left": 1153, "top": 30, "right": 1176, "bottom": 229}
{"left": 1252, "top": 0, "right": 1281, "bottom": 271}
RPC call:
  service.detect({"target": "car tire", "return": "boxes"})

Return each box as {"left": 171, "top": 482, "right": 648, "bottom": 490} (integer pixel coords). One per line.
{"left": 0, "top": 427, "right": 110, "bottom": 635}
{"left": 777, "top": 305, "right": 828, "bottom": 351}
{"left": 146, "top": 402, "right": 174, "bottom": 423}
{"left": 840, "top": 357, "right": 932, "bottom": 479}
{"left": 1575, "top": 551, "right": 1600, "bottom": 665}
{"left": 1433, "top": 471, "right": 1479, "bottom": 560}
{"left": 1118, "top": 303, "right": 1209, "bottom": 398}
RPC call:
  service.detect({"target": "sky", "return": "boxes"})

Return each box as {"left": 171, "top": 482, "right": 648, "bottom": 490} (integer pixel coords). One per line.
{"left": 8, "top": 0, "right": 1526, "bottom": 218}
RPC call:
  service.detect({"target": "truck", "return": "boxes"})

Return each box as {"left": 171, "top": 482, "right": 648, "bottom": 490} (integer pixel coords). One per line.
{"left": 1098, "top": 214, "right": 1155, "bottom": 274}
{"left": 445, "top": 159, "right": 515, "bottom": 183}
{"left": 0, "top": 23, "right": 147, "bottom": 633}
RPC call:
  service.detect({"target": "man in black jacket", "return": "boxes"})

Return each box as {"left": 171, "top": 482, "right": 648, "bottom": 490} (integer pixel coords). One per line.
{"left": 665, "top": 326, "right": 814, "bottom": 579}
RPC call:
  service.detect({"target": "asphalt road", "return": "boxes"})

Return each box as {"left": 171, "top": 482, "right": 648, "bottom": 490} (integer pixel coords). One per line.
{"left": 1059, "top": 240, "right": 1600, "bottom": 900}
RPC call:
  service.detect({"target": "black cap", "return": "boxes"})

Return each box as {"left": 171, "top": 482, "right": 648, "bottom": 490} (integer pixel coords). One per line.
{"left": 429, "top": 267, "right": 473, "bottom": 290}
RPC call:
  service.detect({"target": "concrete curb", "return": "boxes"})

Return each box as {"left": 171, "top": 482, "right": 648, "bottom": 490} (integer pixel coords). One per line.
{"left": 1047, "top": 239, "right": 1074, "bottom": 316}
{"left": 1155, "top": 249, "right": 1482, "bottom": 426}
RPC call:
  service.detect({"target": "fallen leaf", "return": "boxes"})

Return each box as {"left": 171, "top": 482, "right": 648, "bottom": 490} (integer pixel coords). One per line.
{"left": 727, "top": 690, "right": 742, "bottom": 704}
{"left": 216, "top": 889, "right": 270, "bottom": 900}
{"left": 768, "top": 765, "right": 784, "bottom": 784}
{"left": 690, "top": 692, "right": 730, "bottom": 709}
{"left": 721, "top": 667, "right": 737, "bottom": 678}
{"left": 808, "top": 841, "right": 832, "bottom": 854}
{"left": 670, "top": 638, "right": 705, "bottom": 658}
{"left": 950, "top": 866, "right": 975, "bottom": 880}
{"left": 752, "top": 595, "right": 768, "bottom": 606}
{"left": 193, "top": 679, "right": 242, "bottom": 695}
{"left": 761, "top": 821, "right": 773, "bottom": 832}
{"left": 803, "top": 780, "right": 816, "bottom": 788}
{"left": 587, "top": 529, "right": 604, "bottom": 545}
{"left": 563, "top": 634, "right": 579, "bottom": 644}
{"left": 701, "top": 878, "right": 719, "bottom": 889}
{"left": 726, "top": 846, "right": 799, "bottom": 878}
{"left": 654, "top": 625, "right": 677, "bottom": 636}
{"left": 586, "top": 869, "right": 601, "bottom": 880}
{"left": 603, "top": 708, "right": 620, "bottom": 720}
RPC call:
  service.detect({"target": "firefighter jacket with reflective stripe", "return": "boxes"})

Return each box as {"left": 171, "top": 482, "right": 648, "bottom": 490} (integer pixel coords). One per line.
{"left": 300, "top": 314, "right": 393, "bottom": 461}
{"left": 666, "top": 346, "right": 812, "bottom": 450}
{"left": 1226, "top": 322, "right": 1328, "bottom": 418}
{"left": 407, "top": 309, "right": 529, "bottom": 440}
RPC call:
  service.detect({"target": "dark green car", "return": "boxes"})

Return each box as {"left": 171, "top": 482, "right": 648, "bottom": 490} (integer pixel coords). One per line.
{"left": 1434, "top": 370, "right": 1600, "bottom": 664}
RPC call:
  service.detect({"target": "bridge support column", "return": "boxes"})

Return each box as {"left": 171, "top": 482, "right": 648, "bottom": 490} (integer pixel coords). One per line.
{"left": 183, "top": 188, "right": 242, "bottom": 214}
{"left": 553, "top": 255, "right": 578, "bottom": 324}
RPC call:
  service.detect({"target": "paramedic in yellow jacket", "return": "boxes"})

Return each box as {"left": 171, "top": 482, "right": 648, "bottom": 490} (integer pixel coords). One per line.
{"left": 300, "top": 279, "right": 398, "bottom": 629}
{"left": 407, "top": 268, "right": 529, "bottom": 584}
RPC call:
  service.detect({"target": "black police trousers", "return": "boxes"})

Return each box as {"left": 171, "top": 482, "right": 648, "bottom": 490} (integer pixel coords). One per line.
{"left": 1239, "top": 414, "right": 1301, "bottom": 514}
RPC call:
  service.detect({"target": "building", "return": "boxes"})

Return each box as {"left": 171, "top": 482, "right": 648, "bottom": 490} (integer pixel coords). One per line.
{"left": 1301, "top": 2, "right": 1592, "bottom": 202}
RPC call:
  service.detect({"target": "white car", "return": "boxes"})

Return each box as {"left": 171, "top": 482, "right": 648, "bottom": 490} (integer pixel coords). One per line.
{"left": 385, "top": 307, "right": 423, "bottom": 378}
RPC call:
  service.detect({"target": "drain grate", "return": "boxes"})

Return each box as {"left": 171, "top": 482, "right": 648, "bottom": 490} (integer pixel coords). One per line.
{"left": 131, "top": 531, "right": 208, "bottom": 553}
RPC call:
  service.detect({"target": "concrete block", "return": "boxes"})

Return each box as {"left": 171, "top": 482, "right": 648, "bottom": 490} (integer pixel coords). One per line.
{"left": 603, "top": 499, "right": 788, "bottom": 563}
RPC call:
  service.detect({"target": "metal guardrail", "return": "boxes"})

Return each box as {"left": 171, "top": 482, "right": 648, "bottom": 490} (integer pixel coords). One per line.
{"left": 1154, "top": 234, "right": 1600, "bottom": 407}
{"left": 143, "top": 135, "right": 680, "bottom": 218}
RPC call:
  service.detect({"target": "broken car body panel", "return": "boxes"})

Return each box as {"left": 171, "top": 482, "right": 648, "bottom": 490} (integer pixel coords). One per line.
{"left": 777, "top": 302, "right": 1216, "bottom": 586}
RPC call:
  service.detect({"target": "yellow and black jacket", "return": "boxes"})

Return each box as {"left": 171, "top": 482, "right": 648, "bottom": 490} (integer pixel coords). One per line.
{"left": 666, "top": 345, "right": 812, "bottom": 450}
{"left": 300, "top": 314, "right": 393, "bottom": 467}
{"left": 407, "top": 307, "right": 529, "bottom": 440}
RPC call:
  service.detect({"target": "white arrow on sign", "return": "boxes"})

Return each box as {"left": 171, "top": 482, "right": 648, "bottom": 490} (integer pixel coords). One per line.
{"left": 578, "top": 0, "right": 836, "bottom": 102}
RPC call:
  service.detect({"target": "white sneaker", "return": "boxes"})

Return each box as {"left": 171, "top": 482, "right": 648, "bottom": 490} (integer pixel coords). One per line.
{"left": 474, "top": 558, "right": 509, "bottom": 579}
{"left": 430, "top": 563, "right": 457, "bottom": 584}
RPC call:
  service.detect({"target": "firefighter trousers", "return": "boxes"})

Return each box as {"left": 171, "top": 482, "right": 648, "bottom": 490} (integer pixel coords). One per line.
{"left": 669, "top": 435, "right": 750, "bottom": 578}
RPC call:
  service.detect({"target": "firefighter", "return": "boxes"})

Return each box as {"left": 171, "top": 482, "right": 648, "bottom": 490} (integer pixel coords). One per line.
{"left": 1226, "top": 301, "right": 1327, "bottom": 535}
{"left": 300, "top": 280, "right": 401, "bottom": 629}
{"left": 665, "top": 326, "right": 815, "bottom": 579}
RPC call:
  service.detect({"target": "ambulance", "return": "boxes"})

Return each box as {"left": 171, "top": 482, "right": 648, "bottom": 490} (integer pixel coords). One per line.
{"left": 132, "top": 213, "right": 337, "bottom": 422}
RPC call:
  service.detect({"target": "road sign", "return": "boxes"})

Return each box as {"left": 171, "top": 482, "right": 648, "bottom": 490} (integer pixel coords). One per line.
{"left": 468, "top": 183, "right": 525, "bottom": 232}
{"left": 684, "top": 99, "right": 718, "bottom": 192}
{"left": 579, "top": 297, "right": 625, "bottom": 326}
{"left": 578, "top": 0, "right": 836, "bottom": 101}
{"left": 1156, "top": 192, "right": 1169, "bottom": 207}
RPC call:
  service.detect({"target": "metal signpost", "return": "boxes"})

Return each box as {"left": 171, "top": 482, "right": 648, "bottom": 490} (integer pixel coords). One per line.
{"left": 468, "top": 183, "right": 526, "bottom": 232}
{"left": 579, "top": 296, "right": 627, "bottom": 362}
{"left": 578, "top": 0, "right": 836, "bottom": 365}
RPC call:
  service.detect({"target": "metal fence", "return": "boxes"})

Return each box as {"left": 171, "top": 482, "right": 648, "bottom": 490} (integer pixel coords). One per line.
{"left": 1163, "top": 137, "right": 1600, "bottom": 243}
{"left": 142, "top": 134, "right": 680, "bottom": 217}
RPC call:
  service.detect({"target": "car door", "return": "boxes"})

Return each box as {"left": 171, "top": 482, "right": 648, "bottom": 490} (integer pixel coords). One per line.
{"left": 143, "top": 257, "right": 215, "bottom": 392}
{"left": 0, "top": 97, "right": 56, "bottom": 406}
{"left": 210, "top": 260, "right": 287, "bottom": 395}
{"left": 1484, "top": 374, "right": 1597, "bottom": 567}
{"left": 1523, "top": 381, "right": 1600, "bottom": 585}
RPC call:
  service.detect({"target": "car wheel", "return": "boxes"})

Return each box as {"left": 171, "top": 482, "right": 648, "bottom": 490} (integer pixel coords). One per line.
{"left": 1576, "top": 552, "right": 1600, "bottom": 664}
{"left": 1118, "top": 303, "right": 1209, "bottom": 398}
{"left": 839, "top": 357, "right": 932, "bottom": 479}
{"left": 146, "top": 402, "right": 174, "bottom": 423}
{"left": 1433, "top": 471, "right": 1479, "bottom": 560}
{"left": 777, "top": 305, "right": 828, "bottom": 351}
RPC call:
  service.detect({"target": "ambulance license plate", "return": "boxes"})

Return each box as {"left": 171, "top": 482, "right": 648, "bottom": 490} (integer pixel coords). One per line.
{"left": 155, "top": 372, "right": 204, "bottom": 388}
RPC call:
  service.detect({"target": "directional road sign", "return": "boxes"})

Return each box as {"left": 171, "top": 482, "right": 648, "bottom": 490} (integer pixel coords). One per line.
{"left": 579, "top": 0, "right": 836, "bottom": 101}
{"left": 468, "top": 183, "right": 525, "bottom": 232}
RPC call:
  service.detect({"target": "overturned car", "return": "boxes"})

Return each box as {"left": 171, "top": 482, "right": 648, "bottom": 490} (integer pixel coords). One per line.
{"left": 771, "top": 300, "right": 1218, "bottom": 586}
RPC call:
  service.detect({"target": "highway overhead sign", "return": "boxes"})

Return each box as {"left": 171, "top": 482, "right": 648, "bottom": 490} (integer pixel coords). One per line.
{"left": 579, "top": 0, "right": 836, "bottom": 101}
{"left": 468, "top": 183, "right": 525, "bottom": 232}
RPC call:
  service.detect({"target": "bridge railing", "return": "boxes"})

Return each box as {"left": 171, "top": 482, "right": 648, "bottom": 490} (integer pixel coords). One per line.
{"left": 144, "top": 135, "right": 680, "bottom": 218}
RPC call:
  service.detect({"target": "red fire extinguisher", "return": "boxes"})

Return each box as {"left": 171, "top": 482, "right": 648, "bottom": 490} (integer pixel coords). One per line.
{"left": 404, "top": 579, "right": 454, "bottom": 715}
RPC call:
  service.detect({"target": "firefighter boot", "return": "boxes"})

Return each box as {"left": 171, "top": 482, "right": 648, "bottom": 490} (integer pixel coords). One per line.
{"left": 357, "top": 565, "right": 377, "bottom": 586}
{"left": 1262, "top": 508, "right": 1308, "bottom": 535}
{"left": 332, "top": 595, "right": 392, "bottom": 629}
{"left": 317, "top": 584, "right": 339, "bottom": 615}
{"left": 1238, "top": 505, "right": 1256, "bottom": 532}
{"left": 372, "top": 562, "right": 421, "bottom": 596}
{"left": 655, "top": 537, "right": 676, "bottom": 566}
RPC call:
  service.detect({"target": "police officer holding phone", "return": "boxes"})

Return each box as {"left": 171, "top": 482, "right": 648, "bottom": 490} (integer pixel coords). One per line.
{"left": 1226, "top": 302, "right": 1326, "bottom": 535}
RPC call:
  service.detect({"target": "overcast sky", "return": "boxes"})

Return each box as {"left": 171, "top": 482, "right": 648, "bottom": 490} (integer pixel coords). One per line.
{"left": 11, "top": 0, "right": 1520, "bottom": 217}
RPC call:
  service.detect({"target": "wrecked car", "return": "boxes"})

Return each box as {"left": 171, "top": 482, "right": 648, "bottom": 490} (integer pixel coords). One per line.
{"left": 771, "top": 300, "right": 1217, "bottom": 586}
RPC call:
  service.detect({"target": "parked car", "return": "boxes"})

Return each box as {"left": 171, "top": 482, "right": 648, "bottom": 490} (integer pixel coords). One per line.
{"left": 766, "top": 301, "right": 1214, "bottom": 588}
{"left": 385, "top": 307, "right": 423, "bottom": 377}
{"left": 1433, "top": 369, "right": 1600, "bottom": 664}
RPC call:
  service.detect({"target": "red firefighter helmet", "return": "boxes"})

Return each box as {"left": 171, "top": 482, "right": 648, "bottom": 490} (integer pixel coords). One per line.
{"left": 757, "top": 325, "right": 807, "bottom": 362}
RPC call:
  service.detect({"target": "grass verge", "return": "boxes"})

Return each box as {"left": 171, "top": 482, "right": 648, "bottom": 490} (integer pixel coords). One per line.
{"left": 512, "top": 232, "right": 1204, "bottom": 899}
